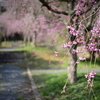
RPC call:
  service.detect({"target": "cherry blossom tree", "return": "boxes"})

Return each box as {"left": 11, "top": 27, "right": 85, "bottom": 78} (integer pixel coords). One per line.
{"left": 38, "top": 0, "right": 100, "bottom": 83}
{"left": 0, "top": 0, "right": 49, "bottom": 46}
{"left": 0, "top": 0, "right": 65, "bottom": 47}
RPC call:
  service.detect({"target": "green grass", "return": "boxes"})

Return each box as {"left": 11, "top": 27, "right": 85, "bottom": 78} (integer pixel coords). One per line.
{"left": 16, "top": 46, "right": 50, "bottom": 51}
{"left": 16, "top": 46, "right": 35, "bottom": 51}
{"left": 7, "top": 44, "right": 100, "bottom": 100}
{"left": 17, "top": 46, "right": 69, "bottom": 69}
{"left": 1, "top": 41, "right": 12, "bottom": 47}
{"left": 16, "top": 96, "right": 24, "bottom": 100}
{"left": 17, "top": 45, "right": 100, "bottom": 100}
{"left": 16, "top": 45, "right": 100, "bottom": 70}
{"left": 2, "top": 42, "right": 100, "bottom": 100}
{"left": 33, "top": 73, "right": 100, "bottom": 100}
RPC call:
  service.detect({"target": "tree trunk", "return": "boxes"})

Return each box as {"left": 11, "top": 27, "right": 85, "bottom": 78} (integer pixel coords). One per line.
{"left": 67, "top": 13, "right": 79, "bottom": 83}
{"left": 27, "top": 35, "right": 31, "bottom": 46}
{"left": 0, "top": 41, "right": 2, "bottom": 48}
{"left": 24, "top": 34, "right": 27, "bottom": 43}
{"left": 32, "top": 31, "right": 37, "bottom": 47}
{"left": 0, "top": 33, "right": 2, "bottom": 48}
{"left": 67, "top": 43, "right": 77, "bottom": 83}
{"left": 32, "top": 37, "right": 35, "bottom": 47}
{"left": 23, "top": 34, "right": 28, "bottom": 46}
{"left": 89, "top": 51, "right": 96, "bottom": 61}
{"left": 34, "top": 31, "right": 37, "bottom": 47}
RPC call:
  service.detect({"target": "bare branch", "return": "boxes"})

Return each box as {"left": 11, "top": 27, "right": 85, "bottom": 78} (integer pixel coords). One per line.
{"left": 39, "top": 0, "right": 69, "bottom": 15}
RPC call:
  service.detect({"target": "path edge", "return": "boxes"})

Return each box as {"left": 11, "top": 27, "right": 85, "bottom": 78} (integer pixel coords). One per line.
{"left": 26, "top": 66, "right": 42, "bottom": 100}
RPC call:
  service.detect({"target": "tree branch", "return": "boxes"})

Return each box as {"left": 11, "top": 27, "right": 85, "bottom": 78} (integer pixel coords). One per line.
{"left": 39, "top": 0, "right": 69, "bottom": 15}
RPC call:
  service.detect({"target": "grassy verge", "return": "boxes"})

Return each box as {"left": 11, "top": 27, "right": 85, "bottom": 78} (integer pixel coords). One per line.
{"left": 33, "top": 72, "right": 100, "bottom": 100}
{"left": 17, "top": 46, "right": 100, "bottom": 70}
{"left": 16, "top": 46, "right": 100, "bottom": 100}
{"left": 16, "top": 46, "right": 69, "bottom": 69}
{"left": 1, "top": 41, "right": 13, "bottom": 46}
{"left": 16, "top": 46, "right": 48, "bottom": 51}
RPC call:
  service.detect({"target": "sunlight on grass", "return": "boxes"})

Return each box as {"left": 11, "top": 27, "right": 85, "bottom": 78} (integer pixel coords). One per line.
{"left": 1, "top": 41, "right": 13, "bottom": 47}
{"left": 16, "top": 46, "right": 35, "bottom": 51}
{"left": 17, "top": 46, "right": 100, "bottom": 70}
{"left": 15, "top": 46, "right": 100, "bottom": 100}
{"left": 33, "top": 73, "right": 100, "bottom": 100}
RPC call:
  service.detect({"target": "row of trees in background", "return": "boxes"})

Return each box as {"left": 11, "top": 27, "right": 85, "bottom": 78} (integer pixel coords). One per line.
{"left": 0, "top": 0, "right": 65, "bottom": 47}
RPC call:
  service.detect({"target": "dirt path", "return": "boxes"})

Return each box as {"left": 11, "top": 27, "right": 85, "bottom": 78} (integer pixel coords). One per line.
{"left": 0, "top": 46, "right": 37, "bottom": 100}
{"left": 0, "top": 64, "right": 26, "bottom": 100}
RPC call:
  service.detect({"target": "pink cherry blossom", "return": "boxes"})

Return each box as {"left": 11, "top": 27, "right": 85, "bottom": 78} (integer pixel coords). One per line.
{"left": 79, "top": 57, "right": 86, "bottom": 60}
{"left": 90, "top": 84, "right": 94, "bottom": 87}
{"left": 54, "top": 51, "right": 59, "bottom": 56}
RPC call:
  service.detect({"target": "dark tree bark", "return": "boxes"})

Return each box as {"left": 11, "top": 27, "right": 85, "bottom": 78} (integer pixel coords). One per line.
{"left": 32, "top": 31, "right": 37, "bottom": 47}
{"left": 67, "top": 44, "right": 77, "bottom": 83}
{"left": 34, "top": 31, "right": 37, "bottom": 47}
{"left": 27, "top": 34, "right": 31, "bottom": 46}
{"left": 89, "top": 51, "right": 96, "bottom": 61}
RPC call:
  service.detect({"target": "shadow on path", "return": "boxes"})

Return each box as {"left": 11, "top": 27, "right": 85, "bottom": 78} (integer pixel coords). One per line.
{"left": 0, "top": 64, "right": 25, "bottom": 100}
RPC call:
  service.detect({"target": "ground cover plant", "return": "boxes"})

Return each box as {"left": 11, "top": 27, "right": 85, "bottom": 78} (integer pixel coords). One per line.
{"left": 17, "top": 45, "right": 100, "bottom": 100}
{"left": 17, "top": 46, "right": 100, "bottom": 70}
{"left": 33, "top": 72, "right": 100, "bottom": 100}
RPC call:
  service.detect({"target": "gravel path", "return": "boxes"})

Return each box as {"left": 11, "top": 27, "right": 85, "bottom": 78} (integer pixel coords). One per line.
{"left": 0, "top": 64, "right": 25, "bottom": 100}
{"left": 0, "top": 47, "right": 20, "bottom": 51}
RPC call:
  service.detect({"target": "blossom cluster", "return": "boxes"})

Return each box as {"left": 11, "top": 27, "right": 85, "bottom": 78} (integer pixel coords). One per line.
{"left": 75, "top": 0, "right": 97, "bottom": 15}
{"left": 54, "top": 51, "right": 59, "bottom": 56}
{"left": 84, "top": 71, "right": 96, "bottom": 89}
{"left": 62, "top": 42, "right": 72, "bottom": 48}
{"left": 67, "top": 26, "right": 78, "bottom": 36}
{"left": 91, "top": 13, "right": 100, "bottom": 38}
{"left": 61, "top": 21, "right": 100, "bottom": 57}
